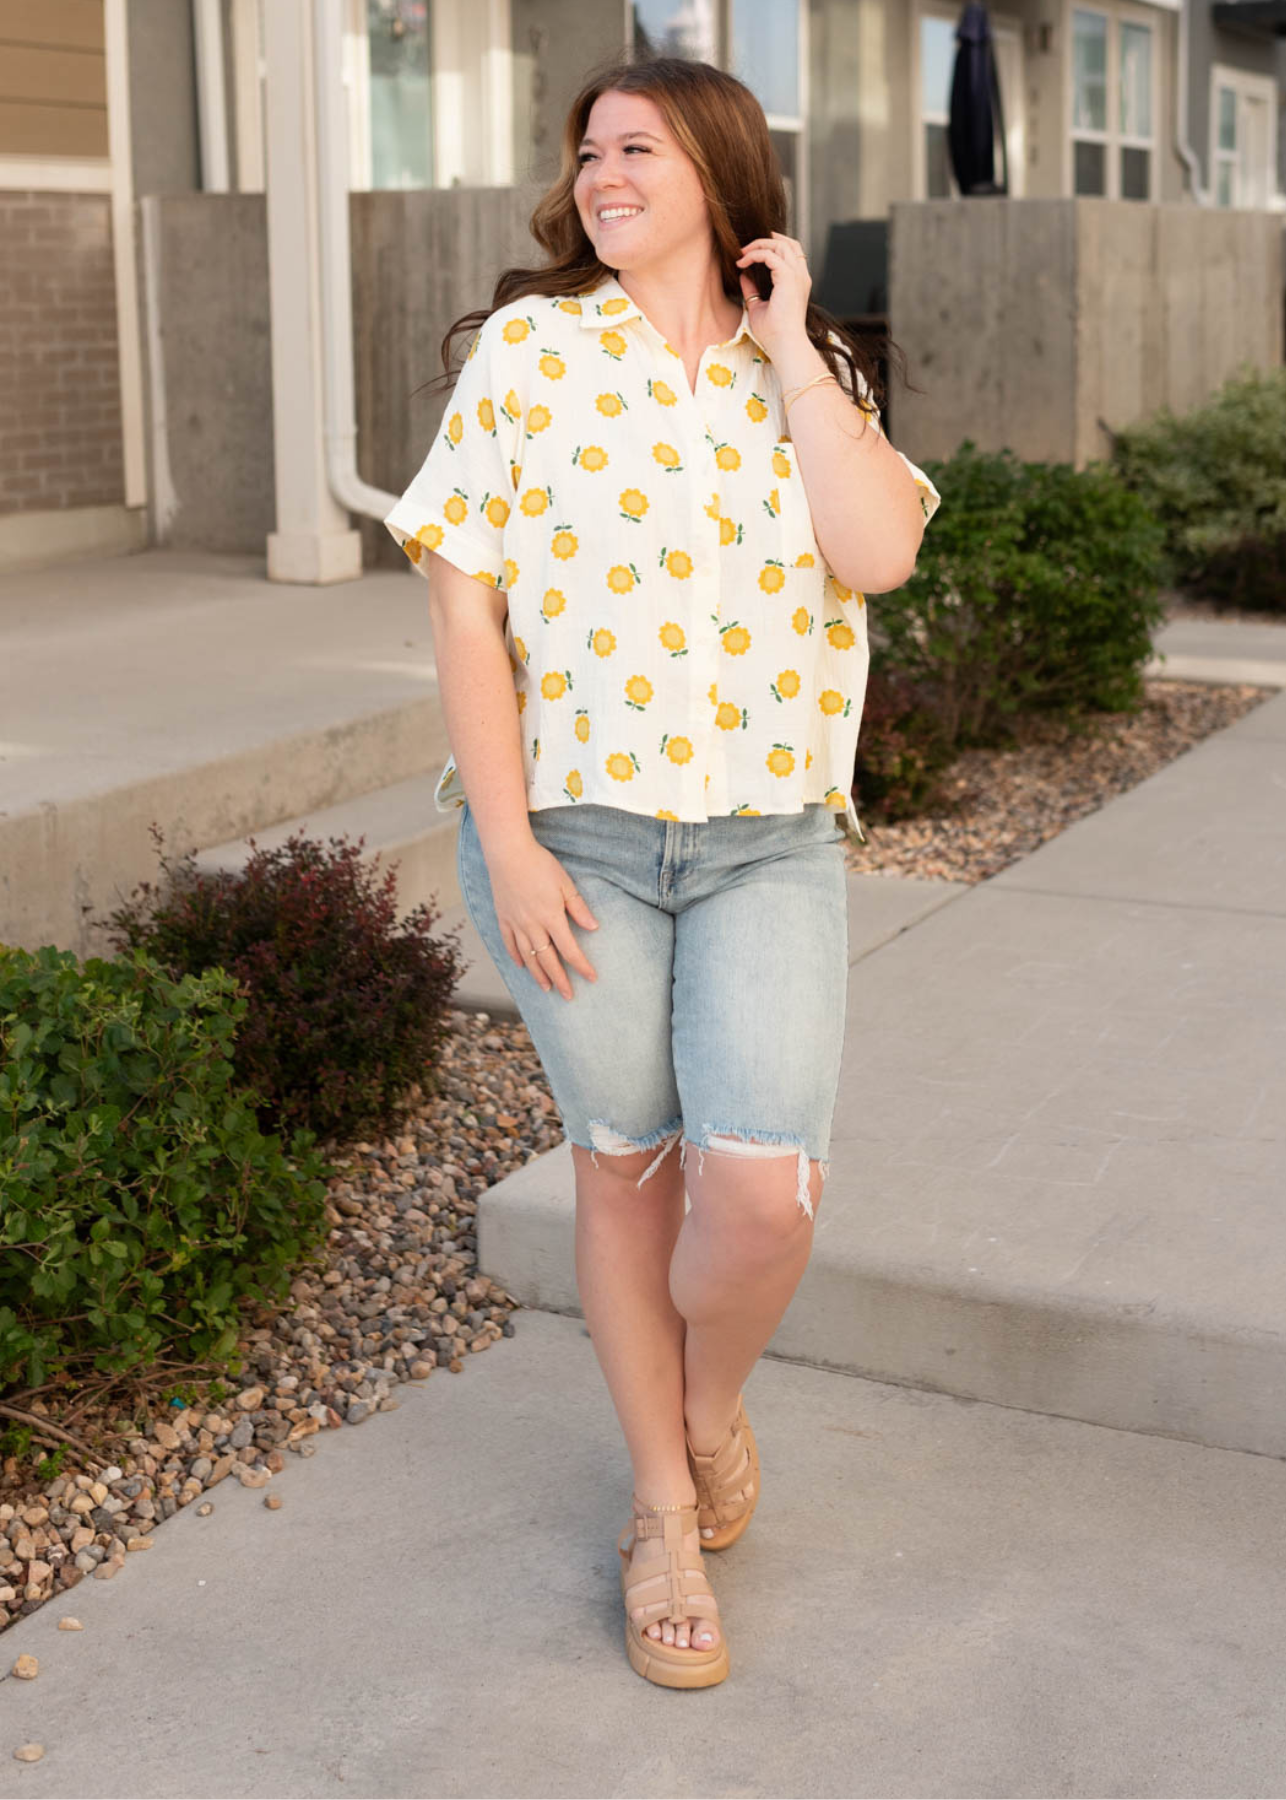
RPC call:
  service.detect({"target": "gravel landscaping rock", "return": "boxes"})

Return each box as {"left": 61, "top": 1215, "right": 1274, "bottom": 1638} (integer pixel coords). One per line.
{"left": 0, "top": 1007, "right": 562, "bottom": 1633}
{"left": 844, "top": 678, "right": 1272, "bottom": 885}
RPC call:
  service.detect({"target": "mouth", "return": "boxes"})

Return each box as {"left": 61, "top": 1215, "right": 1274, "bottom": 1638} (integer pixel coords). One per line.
{"left": 596, "top": 206, "right": 644, "bottom": 229}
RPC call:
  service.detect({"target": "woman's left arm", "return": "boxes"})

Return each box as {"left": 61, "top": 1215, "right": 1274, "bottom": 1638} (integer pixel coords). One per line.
{"left": 737, "top": 231, "right": 931, "bottom": 595}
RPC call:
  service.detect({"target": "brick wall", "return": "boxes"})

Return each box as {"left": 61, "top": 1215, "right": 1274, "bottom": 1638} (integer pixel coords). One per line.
{"left": 0, "top": 191, "right": 124, "bottom": 514}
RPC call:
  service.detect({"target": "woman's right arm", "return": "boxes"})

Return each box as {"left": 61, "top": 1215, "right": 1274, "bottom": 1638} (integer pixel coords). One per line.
{"left": 425, "top": 552, "right": 531, "bottom": 864}
{"left": 426, "top": 552, "right": 600, "bottom": 999}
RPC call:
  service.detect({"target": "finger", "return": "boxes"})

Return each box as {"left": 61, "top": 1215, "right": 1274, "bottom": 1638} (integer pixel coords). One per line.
{"left": 540, "top": 946, "right": 574, "bottom": 1002}
{"left": 557, "top": 922, "right": 599, "bottom": 986}
{"left": 523, "top": 941, "right": 558, "bottom": 994}
{"left": 736, "top": 243, "right": 792, "bottom": 266}
{"left": 566, "top": 890, "right": 600, "bottom": 930}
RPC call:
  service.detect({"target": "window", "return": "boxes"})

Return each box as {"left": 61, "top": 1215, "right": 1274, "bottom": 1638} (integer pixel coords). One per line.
{"left": 364, "top": 0, "right": 433, "bottom": 189}
{"left": 728, "top": 0, "right": 805, "bottom": 230}
{"left": 1210, "top": 66, "right": 1279, "bottom": 212}
{"left": 629, "top": 0, "right": 717, "bottom": 61}
{"left": 1118, "top": 21, "right": 1152, "bottom": 199}
{"left": 920, "top": 14, "right": 957, "bottom": 199}
{"left": 346, "top": 0, "right": 511, "bottom": 191}
{"left": 1071, "top": 6, "right": 1154, "bottom": 201}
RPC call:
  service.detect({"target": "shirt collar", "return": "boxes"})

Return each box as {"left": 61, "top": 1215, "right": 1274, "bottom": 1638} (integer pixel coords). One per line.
{"left": 575, "top": 272, "right": 771, "bottom": 357}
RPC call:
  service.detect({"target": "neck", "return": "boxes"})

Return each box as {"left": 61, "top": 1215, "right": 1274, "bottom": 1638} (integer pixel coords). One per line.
{"left": 611, "top": 250, "right": 742, "bottom": 351}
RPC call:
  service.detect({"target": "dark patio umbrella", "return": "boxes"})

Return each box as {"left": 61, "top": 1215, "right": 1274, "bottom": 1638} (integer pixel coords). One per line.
{"left": 947, "top": 3, "right": 1010, "bottom": 196}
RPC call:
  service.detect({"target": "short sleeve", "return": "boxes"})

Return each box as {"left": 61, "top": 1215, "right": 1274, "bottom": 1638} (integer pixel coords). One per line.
{"left": 825, "top": 329, "right": 941, "bottom": 528}
{"left": 384, "top": 312, "right": 526, "bottom": 587}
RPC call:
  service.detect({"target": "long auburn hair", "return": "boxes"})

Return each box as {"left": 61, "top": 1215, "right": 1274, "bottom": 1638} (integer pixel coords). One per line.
{"left": 424, "top": 51, "right": 911, "bottom": 414}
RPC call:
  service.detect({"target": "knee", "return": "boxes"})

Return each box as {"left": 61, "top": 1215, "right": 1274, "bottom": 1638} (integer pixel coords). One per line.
{"left": 683, "top": 1135, "right": 826, "bottom": 1239}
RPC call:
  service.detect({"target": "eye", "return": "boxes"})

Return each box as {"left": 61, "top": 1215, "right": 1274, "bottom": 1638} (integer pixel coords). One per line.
{"left": 576, "top": 145, "right": 649, "bottom": 165}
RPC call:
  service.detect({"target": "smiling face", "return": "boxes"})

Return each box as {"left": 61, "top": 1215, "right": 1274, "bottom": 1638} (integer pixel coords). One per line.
{"left": 573, "top": 89, "right": 714, "bottom": 274}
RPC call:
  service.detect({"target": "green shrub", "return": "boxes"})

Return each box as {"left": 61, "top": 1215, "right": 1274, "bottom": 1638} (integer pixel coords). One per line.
{"left": 0, "top": 943, "right": 333, "bottom": 1394}
{"left": 1110, "top": 364, "right": 1286, "bottom": 611}
{"left": 869, "top": 442, "right": 1167, "bottom": 751}
{"left": 95, "top": 828, "right": 466, "bottom": 1149}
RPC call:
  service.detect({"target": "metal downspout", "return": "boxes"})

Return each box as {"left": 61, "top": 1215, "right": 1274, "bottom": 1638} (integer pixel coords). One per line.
{"left": 1175, "top": 0, "right": 1207, "bottom": 203}
{"left": 313, "top": 0, "right": 397, "bottom": 523}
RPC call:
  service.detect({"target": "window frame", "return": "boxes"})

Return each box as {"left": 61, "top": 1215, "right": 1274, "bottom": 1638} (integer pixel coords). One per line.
{"left": 1066, "top": 0, "right": 1159, "bottom": 202}
{"left": 1208, "top": 63, "right": 1281, "bottom": 213}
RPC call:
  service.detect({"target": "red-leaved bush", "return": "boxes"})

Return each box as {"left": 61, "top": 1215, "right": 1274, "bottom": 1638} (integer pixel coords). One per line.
{"left": 852, "top": 667, "right": 954, "bottom": 822}
{"left": 96, "top": 826, "right": 466, "bottom": 1148}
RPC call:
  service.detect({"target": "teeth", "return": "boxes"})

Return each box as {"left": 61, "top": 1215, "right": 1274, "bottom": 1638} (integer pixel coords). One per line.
{"left": 599, "top": 207, "right": 641, "bottom": 221}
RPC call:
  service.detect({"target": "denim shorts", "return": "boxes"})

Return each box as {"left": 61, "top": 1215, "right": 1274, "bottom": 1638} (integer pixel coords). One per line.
{"left": 455, "top": 800, "right": 849, "bottom": 1220}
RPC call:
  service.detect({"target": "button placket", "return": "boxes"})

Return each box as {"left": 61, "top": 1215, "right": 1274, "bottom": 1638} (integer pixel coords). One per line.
{"left": 682, "top": 344, "right": 730, "bottom": 821}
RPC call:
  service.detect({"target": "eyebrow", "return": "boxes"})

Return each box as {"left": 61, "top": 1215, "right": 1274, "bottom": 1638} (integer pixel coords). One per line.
{"left": 577, "top": 130, "right": 664, "bottom": 148}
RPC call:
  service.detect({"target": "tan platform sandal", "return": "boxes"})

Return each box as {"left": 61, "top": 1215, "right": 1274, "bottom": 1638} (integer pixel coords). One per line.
{"left": 685, "top": 1393, "right": 761, "bottom": 1551}
{"left": 617, "top": 1497, "right": 729, "bottom": 1688}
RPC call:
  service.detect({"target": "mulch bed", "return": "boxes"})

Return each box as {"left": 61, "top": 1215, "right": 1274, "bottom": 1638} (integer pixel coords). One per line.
{"left": 843, "top": 678, "right": 1274, "bottom": 886}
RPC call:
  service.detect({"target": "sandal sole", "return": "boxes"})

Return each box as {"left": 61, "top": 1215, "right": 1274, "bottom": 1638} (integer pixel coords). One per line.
{"left": 619, "top": 1563, "right": 730, "bottom": 1688}
{"left": 695, "top": 1413, "right": 761, "bottom": 1553}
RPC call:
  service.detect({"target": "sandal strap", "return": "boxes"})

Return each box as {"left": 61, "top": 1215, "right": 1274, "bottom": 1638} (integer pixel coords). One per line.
{"left": 618, "top": 1505, "right": 719, "bottom": 1627}
{"left": 688, "top": 1401, "right": 756, "bottom": 1524}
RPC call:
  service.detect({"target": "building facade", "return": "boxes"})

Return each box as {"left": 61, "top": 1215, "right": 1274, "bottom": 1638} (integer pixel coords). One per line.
{"left": 1, "top": 0, "right": 1283, "bottom": 571}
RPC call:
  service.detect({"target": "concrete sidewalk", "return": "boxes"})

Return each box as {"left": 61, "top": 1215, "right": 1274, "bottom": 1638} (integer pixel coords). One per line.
{"left": 1146, "top": 611, "right": 1286, "bottom": 688}
{"left": 4, "top": 1308, "right": 1286, "bottom": 1799}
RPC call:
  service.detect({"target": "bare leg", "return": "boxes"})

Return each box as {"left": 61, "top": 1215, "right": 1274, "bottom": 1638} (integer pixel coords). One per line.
{"left": 670, "top": 1142, "right": 824, "bottom": 1454}
{"left": 570, "top": 1137, "right": 720, "bottom": 1653}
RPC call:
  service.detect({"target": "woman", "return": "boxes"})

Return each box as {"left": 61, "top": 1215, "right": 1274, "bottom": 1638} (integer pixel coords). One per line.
{"left": 385, "top": 53, "right": 941, "bottom": 1690}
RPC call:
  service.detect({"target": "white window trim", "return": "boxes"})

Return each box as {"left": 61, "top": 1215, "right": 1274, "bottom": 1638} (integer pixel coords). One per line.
{"left": 1208, "top": 63, "right": 1282, "bottom": 213}
{"left": 911, "top": 1, "right": 1025, "bottom": 202}
{"left": 0, "top": 157, "right": 112, "bottom": 192}
{"left": 1066, "top": 0, "right": 1160, "bottom": 201}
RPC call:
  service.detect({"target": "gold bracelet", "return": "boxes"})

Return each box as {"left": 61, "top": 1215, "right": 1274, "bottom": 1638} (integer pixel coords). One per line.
{"left": 783, "top": 372, "right": 839, "bottom": 419}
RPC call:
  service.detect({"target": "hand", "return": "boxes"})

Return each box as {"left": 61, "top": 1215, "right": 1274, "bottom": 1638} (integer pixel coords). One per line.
{"left": 734, "top": 231, "right": 813, "bottom": 362}
{"left": 486, "top": 837, "right": 600, "bottom": 1001}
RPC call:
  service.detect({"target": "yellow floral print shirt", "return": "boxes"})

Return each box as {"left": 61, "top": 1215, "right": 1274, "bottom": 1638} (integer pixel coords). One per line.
{"left": 384, "top": 273, "right": 941, "bottom": 846}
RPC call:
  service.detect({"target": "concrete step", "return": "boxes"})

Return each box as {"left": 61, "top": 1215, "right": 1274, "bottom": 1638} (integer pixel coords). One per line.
{"left": 0, "top": 549, "right": 449, "bottom": 958}
{"left": 477, "top": 693, "right": 1286, "bottom": 1465}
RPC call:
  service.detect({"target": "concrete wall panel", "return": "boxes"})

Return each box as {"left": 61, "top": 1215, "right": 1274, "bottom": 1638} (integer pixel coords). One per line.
{"left": 138, "top": 193, "right": 273, "bottom": 553}
{"left": 890, "top": 196, "right": 1076, "bottom": 466}
{"left": 892, "top": 196, "right": 1282, "bottom": 471}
